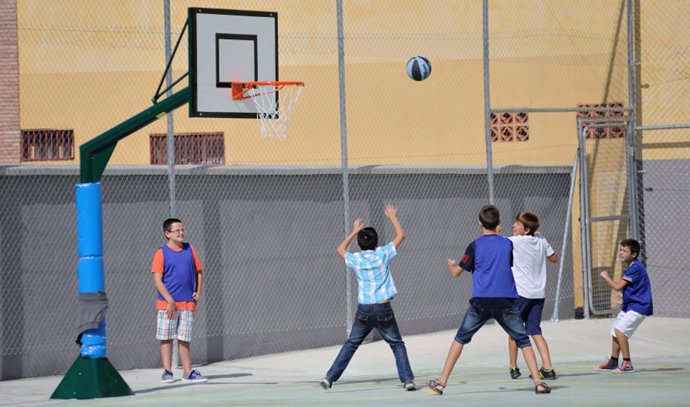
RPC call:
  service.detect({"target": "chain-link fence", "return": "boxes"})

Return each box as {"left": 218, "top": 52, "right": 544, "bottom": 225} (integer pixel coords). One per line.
{"left": 1, "top": 0, "right": 687, "bottom": 380}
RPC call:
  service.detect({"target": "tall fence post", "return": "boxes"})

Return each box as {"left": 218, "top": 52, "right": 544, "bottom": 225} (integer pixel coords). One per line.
{"left": 336, "top": 0, "right": 352, "bottom": 336}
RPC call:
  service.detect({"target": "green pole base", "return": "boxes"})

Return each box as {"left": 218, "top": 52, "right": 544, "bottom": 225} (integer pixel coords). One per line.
{"left": 50, "top": 355, "right": 134, "bottom": 400}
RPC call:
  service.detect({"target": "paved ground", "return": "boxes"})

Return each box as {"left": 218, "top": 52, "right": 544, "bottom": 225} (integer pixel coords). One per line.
{"left": 1, "top": 317, "right": 689, "bottom": 406}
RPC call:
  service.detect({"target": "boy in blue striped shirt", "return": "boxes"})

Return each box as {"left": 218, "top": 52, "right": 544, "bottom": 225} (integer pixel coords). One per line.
{"left": 320, "top": 204, "right": 416, "bottom": 391}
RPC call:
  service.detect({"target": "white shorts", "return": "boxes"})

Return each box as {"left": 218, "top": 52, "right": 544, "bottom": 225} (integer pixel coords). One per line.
{"left": 610, "top": 310, "right": 646, "bottom": 338}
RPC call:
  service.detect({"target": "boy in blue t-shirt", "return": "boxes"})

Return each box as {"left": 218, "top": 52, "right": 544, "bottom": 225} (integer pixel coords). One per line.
{"left": 597, "top": 239, "right": 653, "bottom": 373}
{"left": 428, "top": 205, "right": 551, "bottom": 395}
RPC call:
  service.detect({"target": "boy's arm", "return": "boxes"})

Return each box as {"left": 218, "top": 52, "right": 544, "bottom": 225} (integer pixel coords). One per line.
{"left": 193, "top": 270, "right": 203, "bottom": 302}
{"left": 153, "top": 272, "right": 177, "bottom": 318}
{"left": 600, "top": 270, "right": 629, "bottom": 291}
{"left": 447, "top": 258, "right": 464, "bottom": 277}
{"left": 337, "top": 218, "right": 363, "bottom": 258}
{"left": 384, "top": 204, "right": 405, "bottom": 248}
{"left": 548, "top": 253, "right": 558, "bottom": 263}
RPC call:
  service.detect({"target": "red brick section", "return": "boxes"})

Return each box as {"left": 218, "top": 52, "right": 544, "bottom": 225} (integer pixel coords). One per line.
{"left": 0, "top": 0, "right": 20, "bottom": 164}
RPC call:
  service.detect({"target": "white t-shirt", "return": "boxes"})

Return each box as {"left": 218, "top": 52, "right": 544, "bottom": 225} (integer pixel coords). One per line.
{"left": 508, "top": 234, "right": 555, "bottom": 299}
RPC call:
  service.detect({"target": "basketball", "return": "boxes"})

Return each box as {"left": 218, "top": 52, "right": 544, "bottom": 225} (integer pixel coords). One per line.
{"left": 406, "top": 56, "right": 432, "bottom": 81}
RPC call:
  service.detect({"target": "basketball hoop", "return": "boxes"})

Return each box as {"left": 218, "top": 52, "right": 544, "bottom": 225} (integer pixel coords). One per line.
{"left": 231, "top": 81, "right": 304, "bottom": 140}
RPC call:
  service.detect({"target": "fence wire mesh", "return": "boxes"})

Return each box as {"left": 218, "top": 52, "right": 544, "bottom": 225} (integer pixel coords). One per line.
{"left": 0, "top": 0, "right": 687, "bottom": 379}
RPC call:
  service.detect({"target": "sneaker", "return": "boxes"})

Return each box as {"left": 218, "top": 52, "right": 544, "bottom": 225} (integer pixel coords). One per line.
{"left": 182, "top": 369, "right": 208, "bottom": 383}
{"left": 403, "top": 380, "right": 417, "bottom": 391}
{"left": 510, "top": 367, "right": 521, "bottom": 379}
{"left": 161, "top": 370, "right": 174, "bottom": 383}
{"left": 597, "top": 358, "right": 619, "bottom": 371}
{"left": 539, "top": 367, "right": 557, "bottom": 380}
{"left": 614, "top": 360, "right": 635, "bottom": 373}
{"left": 319, "top": 378, "right": 332, "bottom": 390}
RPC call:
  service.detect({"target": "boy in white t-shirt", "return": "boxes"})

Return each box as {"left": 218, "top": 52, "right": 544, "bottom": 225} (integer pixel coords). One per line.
{"left": 506, "top": 212, "right": 558, "bottom": 381}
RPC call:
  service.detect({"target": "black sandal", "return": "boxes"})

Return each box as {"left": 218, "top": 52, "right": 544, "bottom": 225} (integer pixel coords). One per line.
{"left": 535, "top": 381, "right": 551, "bottom": 394}
{"left": 427, "top": 379, "right": 446, "bottom": 395}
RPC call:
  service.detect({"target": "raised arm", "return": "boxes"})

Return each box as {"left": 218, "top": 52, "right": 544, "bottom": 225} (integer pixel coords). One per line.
{"left": 337, "top": 218, "right": 363, "bottom": 258}
{"left": 384, "top": 204, "right": 405, "bottom": 248}
{"left": 600, "top": 270, "right": 629, "bottom": 292}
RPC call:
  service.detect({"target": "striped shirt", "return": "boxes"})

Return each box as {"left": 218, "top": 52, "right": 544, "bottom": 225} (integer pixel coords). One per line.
{"left": 344, "top": 242, "right": 398, "bottom": 304}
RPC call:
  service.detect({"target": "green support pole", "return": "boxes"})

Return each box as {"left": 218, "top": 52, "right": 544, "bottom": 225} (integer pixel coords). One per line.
{"left": 80, "top": 86, "right": 191, "bottom": 183}
{"left": 52, "top": 88, "right": 191, "bottom": 400}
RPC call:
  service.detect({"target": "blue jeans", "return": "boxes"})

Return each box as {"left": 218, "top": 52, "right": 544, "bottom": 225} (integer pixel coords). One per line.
{"left": 326, "top": 303, "right": 414, "bottom": 383}
{"left": 454, "top": 298, "right": 532, "bottom": 348}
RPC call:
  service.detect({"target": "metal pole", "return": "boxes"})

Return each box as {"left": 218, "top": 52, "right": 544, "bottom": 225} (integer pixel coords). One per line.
{"left": 336, "top": 0, "right": 352, "bottom": 336}
{"left": 578, "top": 120, "right": 590, "bottom": 319}
{"left": 551, "top": 150, "right": 578, "bottom": 322}
{"left": 482, "top": 0, "right": 494, "bottom": 204}
{"left": 626, "top": 0, "right": 638, "bottom": 240}
{"left": 164, "top": 0, "right": 179, "bottom": 369}
{"left": 165, "top": 0, "right": 176, "bottom": 219}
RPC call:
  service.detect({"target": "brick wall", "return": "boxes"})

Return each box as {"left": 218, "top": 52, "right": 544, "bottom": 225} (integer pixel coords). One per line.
{"left": 0, "top": 0, "right": 20, "bottom": 164}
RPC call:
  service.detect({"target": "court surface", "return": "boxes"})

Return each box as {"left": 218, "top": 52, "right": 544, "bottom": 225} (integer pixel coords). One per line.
{"left": 2, "top": 317, "right": 688, "bottom": 406}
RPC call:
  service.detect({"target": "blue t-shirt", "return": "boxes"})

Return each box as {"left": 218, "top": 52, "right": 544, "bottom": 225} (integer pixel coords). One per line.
{"left": 459, "top": 234, "right": 517, "bottom": 299}
{"left": 622, "top": 259, "right": 653, "bottom": 316}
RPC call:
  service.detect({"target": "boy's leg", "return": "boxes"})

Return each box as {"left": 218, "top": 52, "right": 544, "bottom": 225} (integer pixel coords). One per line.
{"left": 325, "top": 307, "right": 373, "bottom": 383}
{"left": 519, "top": 346, "right": 544, "bottom": 386}
{"left": 439, "top": 340, "right": 464, "bottom": 385}
{"left": 160, "top": 340, "right": 173, "bottom": 372}
{"left": 494, "top": 299, "right": 548, "bottom": 390}
{"left": 375, "top": 304, "right": 414, "bottom": 383}
{"left": 523, "top": 299, "right": 553, "bottom": 371}
{"left": 176, "top": 310, "right": 194, "bottom": 376}
{"left": 432, "top": 299, "right": 487, "bottom": 390}
{"left": 508, "top": 337, "right": 520, "bottom": 371}
{"left": 178, "top": 340, "right": 192, "bottom": 375}
{"left": 615, "top": 328, "right": 630, "bottom": 358}
{"left": 532, "top": 335, "right": 553, "bottom": 370}
{"left": 156, "top": 309, "right": 177, "bottom": 372}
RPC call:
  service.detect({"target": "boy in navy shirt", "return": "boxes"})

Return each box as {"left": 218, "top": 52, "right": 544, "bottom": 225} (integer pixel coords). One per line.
{"left": 428, "top": 205, "right": 551, "bottom": 395}
{"left": 598, "top": 239, "right": 653, "bottom": 373}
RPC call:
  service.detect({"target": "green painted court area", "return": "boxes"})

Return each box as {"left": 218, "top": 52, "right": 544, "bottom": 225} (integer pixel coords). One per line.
{"left": 2, "top": 317, "right": 689, "bottom": 406}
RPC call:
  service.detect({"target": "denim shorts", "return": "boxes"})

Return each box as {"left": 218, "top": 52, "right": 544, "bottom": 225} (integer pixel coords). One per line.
{"left": 454, "top": 298, "right": 531, "bottom": 348}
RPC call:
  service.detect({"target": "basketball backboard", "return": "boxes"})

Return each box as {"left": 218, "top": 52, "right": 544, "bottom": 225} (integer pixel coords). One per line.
{"left": 188, "top": 8, "right": 278, "bottom": 118}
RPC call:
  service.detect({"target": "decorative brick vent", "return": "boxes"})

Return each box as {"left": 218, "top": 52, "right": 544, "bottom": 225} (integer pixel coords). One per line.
{"left": 150, "top": 132, "right": 225, "bottom": 165}
{"left": 491, "top": 112, "right": 529, "bottom": 142}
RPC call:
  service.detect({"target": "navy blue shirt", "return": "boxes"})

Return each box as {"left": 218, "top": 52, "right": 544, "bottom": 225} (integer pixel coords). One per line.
{"left": 622, "top": 259, "right": 653, "bottom": 316}
{"left": 459, "top": 234, "right": 518, "bottom": 299}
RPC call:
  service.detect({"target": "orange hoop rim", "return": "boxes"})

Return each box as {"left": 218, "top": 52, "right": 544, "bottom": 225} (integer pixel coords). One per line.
{"left": 231, "top": 81, "right": 305, "bottom": 100}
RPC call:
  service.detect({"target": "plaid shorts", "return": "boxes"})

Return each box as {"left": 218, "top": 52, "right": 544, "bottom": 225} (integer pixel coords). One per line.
{"left": 156, "top": 309, "right": 193, "bottom": 342}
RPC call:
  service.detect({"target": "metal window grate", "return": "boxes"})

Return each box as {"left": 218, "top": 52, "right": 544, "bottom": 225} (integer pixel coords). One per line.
{"left": 149, "top": 132, "right": 225, "bottom": 165}
{"left": 577, "top": 103, "right": 626, "bottom": 139}
{"left": 491, "top": 112, "right": 529, "bottom": 142}
{"left": 20, "top": 129, "right": 75, "bottom": 161}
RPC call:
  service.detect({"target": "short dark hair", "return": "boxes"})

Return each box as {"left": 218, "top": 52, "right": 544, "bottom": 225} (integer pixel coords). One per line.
{"left": 620, "top": 239, "right": 640, "bottom": 258}
{"left": 357, "top": 227, "right": 378, "bottom": 250}
{"left": 479, "top": 205, "right": 500, "bottom": 231}
{"left": 163, "top": 218, "right": 182, "bottom": 232}
{"left": 515, "top": 211, "right": 540, "bottom": 236}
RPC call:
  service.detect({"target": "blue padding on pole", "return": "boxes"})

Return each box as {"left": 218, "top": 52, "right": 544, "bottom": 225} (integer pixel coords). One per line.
{"left": 77, "top": 257, "right": 105, "bottom": 293}
{"left": 76, "top": 183, "right": 103, "bottom": 257}
{"left": 80, "top": 321, "right": 107, "bottom": 358}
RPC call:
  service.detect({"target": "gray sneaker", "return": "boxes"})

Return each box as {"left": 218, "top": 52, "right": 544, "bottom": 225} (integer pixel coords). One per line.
{"left": 319, "top": 378, "right": 332, "bottom": 390}
{"left": 182, "top": 369, "right": 208, "bottom": 383}
{"left": 403, "top": 380, "right": 417, "bottom": 391}
{"left": 161, "top": 370, "right": 174, "bottom": 383}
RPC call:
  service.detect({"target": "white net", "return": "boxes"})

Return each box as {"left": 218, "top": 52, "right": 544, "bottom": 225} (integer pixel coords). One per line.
{"left": 242, "top": 82, "right": 304, "bottom": 140}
